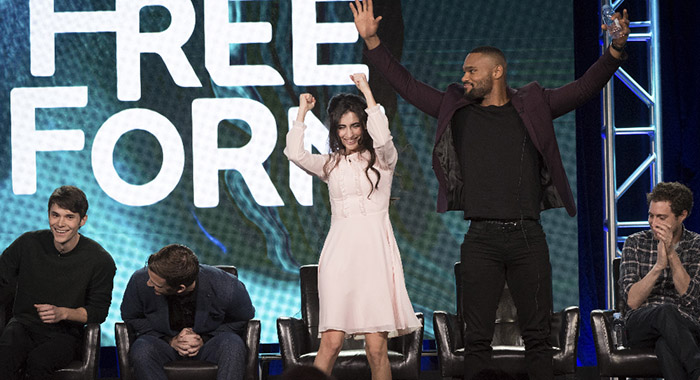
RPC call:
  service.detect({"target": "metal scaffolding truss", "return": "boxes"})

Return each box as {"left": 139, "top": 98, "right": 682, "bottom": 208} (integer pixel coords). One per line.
{"left": 602, "top": 0, "right": 662, "bottom": 308}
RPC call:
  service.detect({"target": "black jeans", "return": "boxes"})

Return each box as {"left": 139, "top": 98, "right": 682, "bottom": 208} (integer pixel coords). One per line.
{"left": 461, "top": 220, "right": 553, "bottom": 380}
{"left": 626, "top": 304, "right": 700, "bottom": 380}
{"left": 0, "top": 320, "right": 78, "bottom": 380}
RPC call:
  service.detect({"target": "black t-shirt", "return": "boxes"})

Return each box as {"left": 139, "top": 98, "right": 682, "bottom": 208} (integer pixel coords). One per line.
{"left": 452, "top": 101, "right": 543, "bottom": 220}
{"left": 167, "top": 284, "right": 198, "bottom": 333}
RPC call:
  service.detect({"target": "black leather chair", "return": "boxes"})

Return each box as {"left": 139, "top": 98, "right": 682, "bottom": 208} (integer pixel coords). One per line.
{"left": 115, "top": 265, "right": 261, "bottom": 380}
{"left": 276, "top": 264, "right": 425, "bottom": 380}
{"left": 433, "top": 262, "right": 580, "bottom": 379}
{"left": 590, "top": 258, "right": 662, "bottom": 378}
{"left": 0, "top": 292, "right": 101, "bottom": 380}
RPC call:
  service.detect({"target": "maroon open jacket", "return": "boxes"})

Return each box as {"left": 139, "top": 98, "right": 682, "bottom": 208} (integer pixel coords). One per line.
{"left": 364, "top": 43, "right": 624, "bottom": 216}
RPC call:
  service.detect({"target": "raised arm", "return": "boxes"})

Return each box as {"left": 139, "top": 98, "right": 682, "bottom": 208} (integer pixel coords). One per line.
{"left": 351, "top": 73, "right": 396, "bottom": 168}
{"left": 546, "top": 8, "right": 630, "bottom": 118}
{"left": 652, "top": 221, "right": 690, "bottom": 295}
{"left": 351, "top": 73, "right": 377, "bottom": 108}
{"left": 622, "top": 238, "right": 663, "bottom": 310}
{"left": 284, "top": 93, "right": 329, "bottom": 180}
{"left": 601, "top": 8, "right": 631, "bottom": 60}
{"left": 349, "top": 0, "right": 382, "bottom": 50}
{"left": 296, "top": 93, "right": 316, "bottom": 123}
{"left": 352, "top": 0, "right": 444, "bottom": 118}
{"left": 678, "top": 238, "right": 700, "bottom": 308}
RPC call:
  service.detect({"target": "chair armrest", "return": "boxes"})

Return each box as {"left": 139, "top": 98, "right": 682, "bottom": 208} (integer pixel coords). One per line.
{"left": 553, "top": 306, "right": 580, "bottom": 374}
{"left": 277, "top": 317, "right": 310, "bottom": 368}
{"left": 244, "top": 319, "right": 261, "bottom": 380}
{"left": 590, "top": 309, "right": 616, "bottom": 374}
{"left": 403, "top": 313, "right": 425, "bottom": 379}
{"left": 389, "top": 312, "right": 424, "bottom": 355}
{"left": 79, "top": 323, "right": 101, "bottom": 380}
{"left": 382, "top": 312, "right": 423, "bottom": 380}
{"left": 400, "top": 313, "right": 424, "bottom": 359}
{"left": 433, "top": 311, "right": 463, "bottom": 377}
{"left": 115, "top": 322, "right": 134, "bottom": 380}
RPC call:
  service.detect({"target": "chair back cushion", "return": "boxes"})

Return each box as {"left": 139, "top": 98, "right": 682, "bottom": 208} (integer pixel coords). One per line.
{"left": 613, "top": 257, "right": 623, "bottom": 310}
{"left": 299, "top": 265, "right": 365, "bottom": 350}
{"left": 215, "top": 265, "right": 238, "bottom": 277}
{"left": 455, "top": 262, "right": 523, "bottom": 346}
{"left": 300, "top": 265, "right": 320, "bottom": 344}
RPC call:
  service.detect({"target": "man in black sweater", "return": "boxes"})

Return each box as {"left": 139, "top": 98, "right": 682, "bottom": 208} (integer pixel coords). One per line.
{"left": 0, "top": 186, "right": 116, "bottom": 380}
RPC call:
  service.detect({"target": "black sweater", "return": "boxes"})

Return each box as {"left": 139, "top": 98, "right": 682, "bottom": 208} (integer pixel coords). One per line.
{"left": 0, "top": 230, "right": 116, "bottom": 336}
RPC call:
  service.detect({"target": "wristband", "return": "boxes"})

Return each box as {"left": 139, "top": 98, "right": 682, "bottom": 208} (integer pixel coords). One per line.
{"left": 611, "top": 42, "right": 626, "bottom": 52}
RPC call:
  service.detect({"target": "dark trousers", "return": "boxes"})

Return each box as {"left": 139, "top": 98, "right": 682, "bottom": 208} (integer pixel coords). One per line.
{"left": 461, "top": 220, "right": 553, "bottom": 380}
{"left": 129, "top": 332, "right": 246, "bottom": 380}
{"left": 626, "top": 304, "right": 700, "bottom": 380}
{"left": 0, "top": 320, "right": 78, "bottom": 380}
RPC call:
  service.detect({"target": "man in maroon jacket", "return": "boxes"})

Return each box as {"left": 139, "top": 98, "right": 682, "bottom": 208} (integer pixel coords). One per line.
{"left": 351, "top": 1, "right": 630, "bottom": 378}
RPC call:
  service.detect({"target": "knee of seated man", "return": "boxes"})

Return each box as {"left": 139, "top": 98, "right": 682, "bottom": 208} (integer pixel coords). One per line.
{"left": 206, "top": 332, "right": 245, "bottom": 356}
{"left": 652, "top": 304, "right": 683, "bottom": 323}
{"left": 130, "top": 335, "right": 168, "bottom": 360}
{"left": 25, "top": 355, "right": 52, "bottom": 371}
{"left": 25, "top": 351, "right": 63, "bottom": 376}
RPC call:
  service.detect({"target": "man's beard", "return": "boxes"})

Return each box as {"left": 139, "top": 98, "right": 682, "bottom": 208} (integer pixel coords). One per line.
{"left": 463, "top": 79, "right": 492, "bottom": 101}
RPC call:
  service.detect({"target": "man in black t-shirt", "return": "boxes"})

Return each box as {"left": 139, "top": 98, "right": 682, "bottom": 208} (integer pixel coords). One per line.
{"left": 0, "top": 186, "right": 116, "bottom": 380}
{"left": 352, "top": 0, "right": 631, "bottom": 378}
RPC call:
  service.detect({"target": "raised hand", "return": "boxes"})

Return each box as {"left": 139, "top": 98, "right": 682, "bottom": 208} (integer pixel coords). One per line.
{"left": 602, "top": 8, "right": 631, "bottom": 54}
{"left": 296, "top": 93, "right": 316, "bottom": 122}
{"left": 350, "top": 73, "right": 377, "bottom": 107}
{"left": 652, "top": 221, "right": 675, "bottom": 271}
{"left": 350, "top": 0, "right": 382, "bottom": 49}
{"left": 655, "top": 240, "right": 669, "bottom": 271}
{"left": 652, "top": 221, "right": 674, "bottom": 253}
{"left": 350, "top": 73, "right": 370, "bottom": 93}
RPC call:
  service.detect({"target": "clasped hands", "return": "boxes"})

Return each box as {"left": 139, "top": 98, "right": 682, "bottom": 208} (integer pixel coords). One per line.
{"left": 170, "top": 328, "right": 204, "bottom": 357}
{"left": 653, "top": 222, "right": 677, "bottom": 270}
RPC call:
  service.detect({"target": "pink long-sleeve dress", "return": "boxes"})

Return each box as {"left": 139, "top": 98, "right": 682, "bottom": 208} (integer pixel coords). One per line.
{"left": 285, "top": 105, "right": 421, "bottom": 338}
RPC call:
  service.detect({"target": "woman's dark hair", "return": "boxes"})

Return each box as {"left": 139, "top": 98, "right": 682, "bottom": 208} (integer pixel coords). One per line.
{"left": 323, "top": 93, "right": 381, "bottom": 197}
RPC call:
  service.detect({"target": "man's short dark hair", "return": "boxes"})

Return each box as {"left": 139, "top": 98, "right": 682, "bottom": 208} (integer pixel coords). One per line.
{"left": 147, "top": 244, "right": 199, "bottom": 288}
{"left": 647, "top": 181, "right": 694, "bottom": 217}
{"left": 48, "top": 186, "right": 88, "bottom": 219}
{"left": 469, "top": 46, "right": 507, "bottom": 67}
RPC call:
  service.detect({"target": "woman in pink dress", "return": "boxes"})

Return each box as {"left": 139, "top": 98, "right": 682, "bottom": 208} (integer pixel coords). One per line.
{"left": 285, "top": 74, "right": 421, "bottom": 380}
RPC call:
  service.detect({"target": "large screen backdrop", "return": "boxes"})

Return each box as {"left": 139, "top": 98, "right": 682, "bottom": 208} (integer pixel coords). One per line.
{"left": 1, "top": 0, "right": 575, "bottom": 345}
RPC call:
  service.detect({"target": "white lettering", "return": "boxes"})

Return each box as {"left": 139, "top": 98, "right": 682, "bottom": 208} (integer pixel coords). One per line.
{"left": 117, "top": 0, "right": 200, "bottom": 100}
{"left": 10, "top": 86, "right": 87, "bottom": 194}
{"left": 92, "top": 109, "right": 185, "bottom": 206}
{"left": 291, "top": 0, "right": 368, "bottom": 85}
{"left": 30, "top": 0, "right": 118, "bottom": 76}
{"left": 204, "top": 0, "right": 284, "bottom": 86}
{"left": 192, "top": 98, "right": 283, "bottom": 208}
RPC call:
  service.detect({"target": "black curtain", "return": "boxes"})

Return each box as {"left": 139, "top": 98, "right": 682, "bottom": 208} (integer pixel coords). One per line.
{"left": 574, "top": 0, "right": 700, "bottom": 366}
